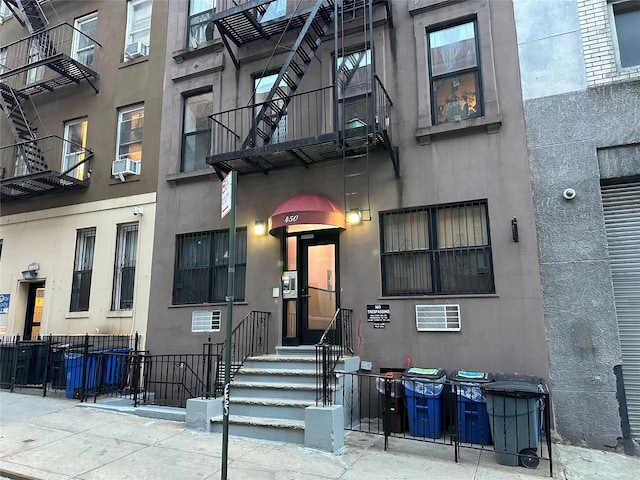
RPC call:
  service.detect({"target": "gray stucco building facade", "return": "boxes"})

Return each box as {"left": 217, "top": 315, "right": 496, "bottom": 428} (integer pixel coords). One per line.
{"left": 514, "top": 0, "right": 640, "bottom": 450}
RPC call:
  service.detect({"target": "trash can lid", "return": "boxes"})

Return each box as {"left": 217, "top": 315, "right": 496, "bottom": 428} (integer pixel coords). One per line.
{"left": 404, "top": 367, "right": 446, "bottom": 380}
{"left": 449, "top": 370, "right": 494, "bottom": 383}
{"left": 484, "top": 380, "right": 546, "bottom": 397}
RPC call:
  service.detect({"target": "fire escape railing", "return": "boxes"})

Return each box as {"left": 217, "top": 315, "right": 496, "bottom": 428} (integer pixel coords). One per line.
{"left": 0, "top": 22, "right": 101, "bottom": 93}
{"left": 208, "top": 79, "right": 392, "bottom": 158}
{"left": 0, "top": 135, "right": 92, "bottom": 184}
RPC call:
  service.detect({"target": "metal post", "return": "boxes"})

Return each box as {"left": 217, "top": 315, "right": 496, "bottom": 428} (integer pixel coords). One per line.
{"left": 221, "top": 170, "right": 237, "bottom": 480}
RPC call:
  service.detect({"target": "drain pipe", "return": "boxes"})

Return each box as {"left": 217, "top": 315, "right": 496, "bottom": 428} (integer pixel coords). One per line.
{"left": 613, "top": 364, "right": 637, "bottom": 456}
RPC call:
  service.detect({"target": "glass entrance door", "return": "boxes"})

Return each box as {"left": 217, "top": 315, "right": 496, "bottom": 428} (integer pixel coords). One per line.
{"left": 282, "top": 231, "right": 339, "bottom": 345}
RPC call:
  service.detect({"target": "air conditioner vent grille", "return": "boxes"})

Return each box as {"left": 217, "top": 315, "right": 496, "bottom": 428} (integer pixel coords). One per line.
{"left": 192, "top": 310, "right": 221, "bottom": 332}
{"left": 415, "top": 304, "right": 461, "bottom": 332}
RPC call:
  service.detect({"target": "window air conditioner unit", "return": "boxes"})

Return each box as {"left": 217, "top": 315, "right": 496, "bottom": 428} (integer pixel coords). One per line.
{"left": 124, "top": 41, "right": 148, "bottom": 60}
{"left": 112, "top": 157, "right": 141, "bottom": 177}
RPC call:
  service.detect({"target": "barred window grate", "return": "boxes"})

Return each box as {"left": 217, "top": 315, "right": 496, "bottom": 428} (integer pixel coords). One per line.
{"left": 173, "top": 228, "right": 247, "bottom": 304}
{"left": 380, "top": 201, "right": 494, "bottom": 295}
{"left": 70, "top": 227, "right": 96, "bottom": 312}
{"left": 112, "top": 223, "right": 138, "bottom": 311}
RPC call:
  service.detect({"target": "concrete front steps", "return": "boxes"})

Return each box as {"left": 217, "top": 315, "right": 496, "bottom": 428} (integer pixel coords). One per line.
{"left": 210, "top": 346, "right": 346, "bottom": 444}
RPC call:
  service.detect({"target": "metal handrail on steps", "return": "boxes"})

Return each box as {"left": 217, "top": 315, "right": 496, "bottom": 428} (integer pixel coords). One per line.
{"left": 315, "top": 308, "right": 354, "bottom": 406}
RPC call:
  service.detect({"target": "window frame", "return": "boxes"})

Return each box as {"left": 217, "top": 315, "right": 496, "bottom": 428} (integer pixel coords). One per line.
{"left": 62, "top": 117, "right": 88, "bottom": 180}
{"left": 410, "top": 0, "right": 501, "bottom": 143}
{"left": 111, "top": 222, "right": 139, "bottom": 311}
{"left": 172, "top": 228, "right": 247, "bottom": 305}
{"left": 116, "top": 103, "right": 144, "bottom": 166}
{"left": 379, "top": 201, "right": 495, "bottom": 296}
{"left": 427, "top": 19, "right": 483, "bottom": 126}
{"left": 187, "top": 0, "right": 216, "bottom": 47}
{"left": 125, "top": 0, "right": 152, "bottom": 55}
{"left": 70, "top": 227, "right": 96, "bottom": 312}
{"left": 181, "top": 90, "right": 213, "bottom": 172}
{"left": 72, "top": 12, "right": 97, "bottom": 69}
{"left": 253, "top": 71, "right": 289, "bottom": 145}
{"left": 610, "top": 0, "right": 640, "bottom": 70}
{"left": 335, "top": 48, "right": 374, "bottom": 129}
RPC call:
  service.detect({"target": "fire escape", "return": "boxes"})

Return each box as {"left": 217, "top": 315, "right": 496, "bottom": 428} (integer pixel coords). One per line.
{"left": 206, "top": 0, "right": 399, "bottom": 219}
{"left": 0, "top": 0, "right": 100, "bottom": 202}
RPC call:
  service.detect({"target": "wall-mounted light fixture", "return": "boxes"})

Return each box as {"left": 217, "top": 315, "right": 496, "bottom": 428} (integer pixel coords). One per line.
{"left": 22, "top": 262, "right": 40, "bottom": 280}
{"left": 254, "top": 220, "right": 267, "bottom": 236}
{"left": 511, "top": 217, "right": 519, "bottom": 243}
{"left": 132, "top": 206, "right": 144, "bottom": 216}
{"left": 346, "top": 208, "right": 362, "bottom": 224}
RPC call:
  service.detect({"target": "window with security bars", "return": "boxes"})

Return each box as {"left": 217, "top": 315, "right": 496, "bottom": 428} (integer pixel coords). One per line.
{"left": 70, "top": 228, "right": 96, "bottom": 312}
{"left": 112, "top": 223, "right": 138, "bottom": 311}
{"left": 380, "top": 201, "right": 494, "bottom": 295}
{"left": 173, "top": 228, "right": 247, "bottom": 304}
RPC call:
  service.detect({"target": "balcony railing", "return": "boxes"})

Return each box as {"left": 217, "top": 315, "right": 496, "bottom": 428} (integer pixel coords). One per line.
{"left": 0, "top": 22, "right": 100, "bottom": 94}
{"left": 0, "top": 135, "right": 93, "bottom": 202}
{"left": 207, "top": 77, "right": 395, "bottom": 175}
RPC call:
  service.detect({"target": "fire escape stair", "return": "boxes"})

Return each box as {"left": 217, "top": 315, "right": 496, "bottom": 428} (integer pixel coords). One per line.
{"left": 3, "top": 0, "right": 48, "bottom": 33}
{"left": 242, "top": 0, "right": 335, "bottom": 151}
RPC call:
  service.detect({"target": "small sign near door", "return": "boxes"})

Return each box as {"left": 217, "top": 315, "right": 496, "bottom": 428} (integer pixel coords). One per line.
{"left": 367, "top": 304, "right": 390, "bottom": 329}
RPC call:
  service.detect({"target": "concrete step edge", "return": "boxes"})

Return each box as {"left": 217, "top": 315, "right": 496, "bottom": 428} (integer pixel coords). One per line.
{"left": 210, "top": 415, "right": 305, "bottom": 430}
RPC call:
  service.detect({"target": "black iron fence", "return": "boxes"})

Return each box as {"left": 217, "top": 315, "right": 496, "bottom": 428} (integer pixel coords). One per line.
{"left": 0, "top": 311, "right": 271, "bottom": 408}
{"left": 339, "top": 372, "right": 553, "bottom": 476}
{"left": 0, "top": 334, "right": 136, "bottom": 397}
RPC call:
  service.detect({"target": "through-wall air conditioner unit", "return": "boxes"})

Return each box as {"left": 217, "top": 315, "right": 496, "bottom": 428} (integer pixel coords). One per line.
{"left": 124, "top": 41, "right": 148, "bottom": 60}
{"left": 112, "top": 156, "right": 141, "bottom": 177}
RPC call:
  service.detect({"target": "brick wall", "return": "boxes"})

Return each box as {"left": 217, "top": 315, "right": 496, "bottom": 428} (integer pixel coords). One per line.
{"left": 577, "top": 0, "right": 640, "bottom": 85}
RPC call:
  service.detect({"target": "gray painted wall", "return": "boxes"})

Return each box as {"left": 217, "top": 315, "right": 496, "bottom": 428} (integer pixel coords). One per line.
{"left": 514, "top": 0, "right": 639, "bottom": 447}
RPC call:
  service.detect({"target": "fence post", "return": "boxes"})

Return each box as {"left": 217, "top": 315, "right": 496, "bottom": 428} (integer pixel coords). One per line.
{"left": 80, "top": 333, "right": 89, "bottom": 402}
{"left": 384, "top": 377, "right": 391, "bottom": 450}
{"left": 42, "top": 335, "right": 52, "bottom": 397}
{"left": 205, "top": 337, "right": 213, "bottom": 398}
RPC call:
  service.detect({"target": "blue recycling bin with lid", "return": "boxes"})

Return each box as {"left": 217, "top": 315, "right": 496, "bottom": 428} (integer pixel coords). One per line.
{"left": 450, "top": 370, "right": 494, "bottom": 445}
{"left": 403, "top": 368, "right": 446, "bottom": 439}
{"left": 485, "top": 374, "right": 547, "bottom": 468}
{"left": 64, "top": 350, "right": 103, "bottom": 399}
{"left": 100, "top": 348, "right": 131, "bottom": 392}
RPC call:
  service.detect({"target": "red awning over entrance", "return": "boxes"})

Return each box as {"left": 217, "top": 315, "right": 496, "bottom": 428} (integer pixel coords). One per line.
{"left": 269, "top": 193, "right": 346, "bottom": 235}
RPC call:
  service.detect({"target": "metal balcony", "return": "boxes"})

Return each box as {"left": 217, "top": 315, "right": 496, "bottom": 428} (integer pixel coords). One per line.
{"left": 0, "top": 135, "right": 93, "bottom": 202}
{"left": 0, "top": 22, "right": 100, "bottom": 95}
{"left": 207, "top": 76, "right": 398, "bottom": 178}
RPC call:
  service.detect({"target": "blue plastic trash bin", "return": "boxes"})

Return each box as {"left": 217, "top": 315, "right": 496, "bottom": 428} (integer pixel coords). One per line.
{"left": 403, "top": 368, "right": 446, "bottom": 439}
{"left": 64, "top": 351, "right": 101, "bottom": 399}
{"left": 100, "top": 348, "right": 131, "bottom": 392}
{"left": 450, "top": 370, "right": 494, "bottom": 445}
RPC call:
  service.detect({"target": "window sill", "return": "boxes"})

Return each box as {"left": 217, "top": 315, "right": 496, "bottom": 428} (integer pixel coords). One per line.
{"left": 107, "top": 311, "right": 134, "bottom": 318}
{"left": 379, "top": 293, "right": 499, "bottom": 300}
{"left": 172, "top": 39, "right": 224, "bottom": 64}
{"left": 119, "top": 56, "right": 149, "bottom": 68}
{"left": 168, "top": 302, "right": 248, "bottom": 308}
{"left": 109, "top": 175, "right": 141, "bottom": 186}
{"left": 166, "top": 168, "right": 218, "bottom": 184}
{"left": 66, "top": 312, "right": 90, "bottom": 319}
{"left": 415, "top": 113, "right": 502, "bottom": 145}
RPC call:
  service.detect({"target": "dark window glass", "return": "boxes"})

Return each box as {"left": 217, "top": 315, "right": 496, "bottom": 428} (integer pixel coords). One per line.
{"left": 182, "top": 92, "right": 213, "bottom": 172}
{"left": 173, "top": 228, "right": 247, "bottom": 304}
{"left": 613, "top": 1, "right": 640, "bottom": 68}
{"left": 380, "top": 202, "right": 494, "bottom": 295}
{"left": 70, "top": 228, "right": 96, "bottom": 312}
{"left": 112, "top": 223, "right": 138, "bottom": 310}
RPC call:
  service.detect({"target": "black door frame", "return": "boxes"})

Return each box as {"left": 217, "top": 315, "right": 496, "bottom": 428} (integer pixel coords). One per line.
{"left": 282, "top": 230, "right": 340, "bottom": 346}
{"left": 23, "top": 281, "right": 45, "bottom": 340}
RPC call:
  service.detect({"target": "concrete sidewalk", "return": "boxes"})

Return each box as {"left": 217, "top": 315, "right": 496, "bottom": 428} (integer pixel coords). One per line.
{"left": 0, "top": 390, "right": 637, "bottom": 480}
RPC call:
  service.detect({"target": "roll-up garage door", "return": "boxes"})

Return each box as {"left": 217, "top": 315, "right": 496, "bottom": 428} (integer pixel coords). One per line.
{"left": 602, "top": 182, "right": 640, "bottom": 440}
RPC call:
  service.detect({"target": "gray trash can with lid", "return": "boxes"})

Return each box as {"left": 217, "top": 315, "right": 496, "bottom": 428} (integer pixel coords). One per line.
{"left": 484, "top": 374, "right": 546, "bottom": 468}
